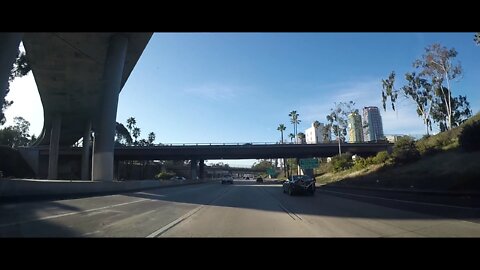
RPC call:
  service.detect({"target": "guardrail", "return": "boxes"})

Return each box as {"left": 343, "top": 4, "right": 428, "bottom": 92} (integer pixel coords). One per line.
{"left": 116, "top": 141, "right": 393, "bottom": 147}
{"left": 158, "top": 142, "right": 278, "bottom": 146}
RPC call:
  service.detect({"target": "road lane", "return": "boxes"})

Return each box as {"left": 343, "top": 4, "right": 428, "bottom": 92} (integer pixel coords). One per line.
{"left": 162, "top": 181, "right": 480, "bottom": 237}
{"left": 2, "top": 180, "right": 480, "bottom": 237}
{"left": 0, "top": 182, "right": 226, "bottom": 237}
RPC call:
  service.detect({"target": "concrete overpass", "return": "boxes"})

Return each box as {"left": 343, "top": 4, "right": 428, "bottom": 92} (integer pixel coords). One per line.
{"left": 86, "top": 142, "right": 391, "bottom": 160}
{"left": 1, "top": 33, "right": 153, "bottom": 181}
{"left": 20, "top": 142, "right": 392, "bottom": 180}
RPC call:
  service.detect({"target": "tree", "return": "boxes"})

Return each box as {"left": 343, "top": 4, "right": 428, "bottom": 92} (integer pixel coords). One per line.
{"left": 132, "top": 127, "right": 141, "bottom": 145}
{"left": 148, "top": 132, "right": 156, "bottom": 145}
{"left": 431, "top": 92, "right": 471, "bottom": 131}
{"left": 289, "top": 111, "right": 301, "bottom": 143}
{"left": 382, "top": 71, "right": 435, "bottom": 135}
{"left": 313, "top": 120, "right": 321, "bottom": 143}
{"left": 381, "top": 71, "right": 399, "bottom": 111}
{"left": 414, "top": 43, "right": 462, "bottom": 130}
{"left": 403, "top": 72, "right": 435, "bottom": 135}
{"left": 288, "top": 133, "right": 295, "bottom": 143}
{"left": 277, "top": 124, "right": 286, "bottom": 144}
{"left": 126, "top": 117, "right": 136, "bottom": 136}
{"left": 252, "top": 159, "right": 274, "bottom": 171}
{"left": 382, "top": 43, "right": 468, "bottom": 134}
{"left": 125, "top": 117, "right": 141, "bottom": 146}
{"left": 383, "top": 71, "right": 435, "bottom": 135}
{"left": 115, "top": 122, "right": 132, "bottom": 146}
{"left": 326, "top": 101, "right": 356, "bottom": 155}
{"left": 475, "top": 33, "right": 480, "bottom": 45}
{"left": 1, "top": 50, "right": 31, "bottom": 125}
{"left": 392, "top": 136, "right": 420, "bottom": 164}
{"left": 322, "top": 124, "right": 330, "bottom": 142}
{"left": 137, "top": 138, "right": 149, "bottom": 146}
{"left": 0, "top": 116, "right": 32, "bottom": 147}
{"left": 297, "top": 132, "right": 305, "bottom": 144}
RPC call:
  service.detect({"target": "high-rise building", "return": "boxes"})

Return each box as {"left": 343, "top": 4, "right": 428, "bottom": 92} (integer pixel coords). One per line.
{"left": 305, "top": 122, "right": 329, "bottom": 143}
{"left": 363, "top": 106, "right": 384, "bottom": 142}
{"left": 348, "top": 112, "right": 363, "bottom": 142}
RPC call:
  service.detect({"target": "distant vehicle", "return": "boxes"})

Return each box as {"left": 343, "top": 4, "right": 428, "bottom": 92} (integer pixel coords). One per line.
{"left": 256, "top": 177, "right": 263, "bottom": 182}
{"left": 221, "top": 174, "right": 234, "bottom": 184}
{"left": 283, "top": 175, "right": 315, "bottom": 196}
{"left": 170, "top": 176, "right": 186, "bottom": 181}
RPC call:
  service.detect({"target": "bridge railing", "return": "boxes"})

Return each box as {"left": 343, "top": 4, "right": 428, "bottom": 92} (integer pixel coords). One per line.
{"left": 157, "top": 142, "right": 279, "bottom": 146}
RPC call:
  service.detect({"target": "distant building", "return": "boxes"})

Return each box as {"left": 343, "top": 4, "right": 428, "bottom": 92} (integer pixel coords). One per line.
{"left": 305, "top": 122, "right": 330, "bottom": 143}
{"left": 348, "top": 112, "right": 364, "bottom": 143}
{"left": 363, "top": 106, "right": 384, "bottom": 142}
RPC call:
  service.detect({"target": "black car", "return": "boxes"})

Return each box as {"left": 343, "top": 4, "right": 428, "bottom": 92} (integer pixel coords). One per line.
{"left": 256, "top": 177, "right": 263, "bottom": 182}
{"left": 283, "top": 175, "right": 315, "bottom": 195}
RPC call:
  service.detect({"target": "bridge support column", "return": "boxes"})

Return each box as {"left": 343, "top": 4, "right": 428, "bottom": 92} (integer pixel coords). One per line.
{"left": 295, "top": 158, "right": 302, "bottom": 175}
{"left": 0, "top": 33, "right": 23, "bottom": 106}
{"left": 81, "top": 121, "right": 91, "bottom": 180}
{"left": 92, "top": 35, "right": 128, "bottom": 181}
{"left": 191, "top": 159, "right": 198, "bottom": 180}
{"left": 199, "top": 160, "right": 205, "bottom": 180}
{"left": 48, "top": 114, "right": 62, "bottom": 179}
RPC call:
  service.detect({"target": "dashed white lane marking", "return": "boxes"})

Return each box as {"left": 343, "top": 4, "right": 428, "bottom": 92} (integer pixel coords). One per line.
{"left": 0, "top": 198, "right": 150, "bottom": 228}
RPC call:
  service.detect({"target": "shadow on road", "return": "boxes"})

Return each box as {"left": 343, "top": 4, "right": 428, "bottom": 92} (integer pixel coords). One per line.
{"left": 125, "top": 180, "right": 480, "bottom": 222}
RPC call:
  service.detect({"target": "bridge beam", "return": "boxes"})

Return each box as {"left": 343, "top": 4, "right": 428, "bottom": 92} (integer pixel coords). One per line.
{"left": 92, "top": 35, "right": 128, "bottom": 181}
{"left": 48, "top": 114, "right": 61, "bottom": 179}
{"left": 81, "top": 121, "right": 91, "bottom": 180}
{"left": 0, "top": 33, "right": 23, "bottom": 107}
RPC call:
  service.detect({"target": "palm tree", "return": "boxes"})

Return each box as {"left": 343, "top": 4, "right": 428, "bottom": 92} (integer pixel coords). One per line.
{"left": 277, "top": 124, "right": 286, "bottom": 144}
{"left": 297, "top": 132, "right": 306, "bottom": 144}
{"left": 288, "top": 133, "right": 295, "bottom": 143}
{"left": 289, "top": 111, "right": 301, "bottom": 143}
{"left": 322, "top": 124, "right": 331, "bottom": 142}
{"left": 313, "top": 120, "right": 321, "bottom": 143}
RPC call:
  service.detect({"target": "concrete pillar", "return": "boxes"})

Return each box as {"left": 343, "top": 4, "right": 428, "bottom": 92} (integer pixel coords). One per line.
{"left": 92, "top": 35, "right": 128, "bottom": 181}
{"left": 199, "top": 160, "right": 205, "bottom": 180}
{"left": 0, "top": 33, "right": 23, "bottom": 103}
{"left": 48, "top": 114, "right": 62, "bottom": 179}
{"left": 191, "top": 159, "right": 198, "bottom": 180}
{"left": 296, "top": 158, "right": 301, "bottom": 175}
{"left": 81, "top": 121, "right": 91, "bottom": 180}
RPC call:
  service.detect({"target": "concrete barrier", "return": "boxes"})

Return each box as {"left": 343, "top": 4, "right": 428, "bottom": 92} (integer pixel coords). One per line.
{"left": 0, "top": 178, "right": 210, "bottom": 202}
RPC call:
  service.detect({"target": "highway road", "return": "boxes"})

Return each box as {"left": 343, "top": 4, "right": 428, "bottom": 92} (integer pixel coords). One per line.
{"left": 1, "top": 180, "right": 480, "bottom": 237}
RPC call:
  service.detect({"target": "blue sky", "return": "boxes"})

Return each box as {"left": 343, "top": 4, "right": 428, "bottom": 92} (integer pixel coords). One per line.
{"left": 5, "top": 33, "right": 480, "bottom": 167}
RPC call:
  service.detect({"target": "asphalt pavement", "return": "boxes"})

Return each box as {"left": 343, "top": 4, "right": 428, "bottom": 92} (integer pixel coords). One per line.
{"left": 1, "top": 179, "right": 480, "bottom": 237}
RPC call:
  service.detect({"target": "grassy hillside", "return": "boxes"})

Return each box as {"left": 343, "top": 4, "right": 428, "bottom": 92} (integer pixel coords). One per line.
{"left": 317, "top": 112, "right": 480, "bottom": 191}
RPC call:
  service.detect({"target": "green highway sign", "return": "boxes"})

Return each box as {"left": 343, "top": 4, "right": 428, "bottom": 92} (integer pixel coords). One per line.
{"left": 299, "top": 158, "right": 318, "bottom": 169}
{"left": 266, "top": 168, "right": 276, "bottom": 176}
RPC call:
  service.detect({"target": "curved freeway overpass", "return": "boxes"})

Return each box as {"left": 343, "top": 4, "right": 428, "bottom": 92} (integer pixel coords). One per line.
{"left": 1, "top": 33, "right": 153, "bottom": 181}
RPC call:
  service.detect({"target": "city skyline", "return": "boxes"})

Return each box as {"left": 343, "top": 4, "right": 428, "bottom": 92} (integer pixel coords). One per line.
{"left": 4, "top": 33, "right": 480, "bottom": 167}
